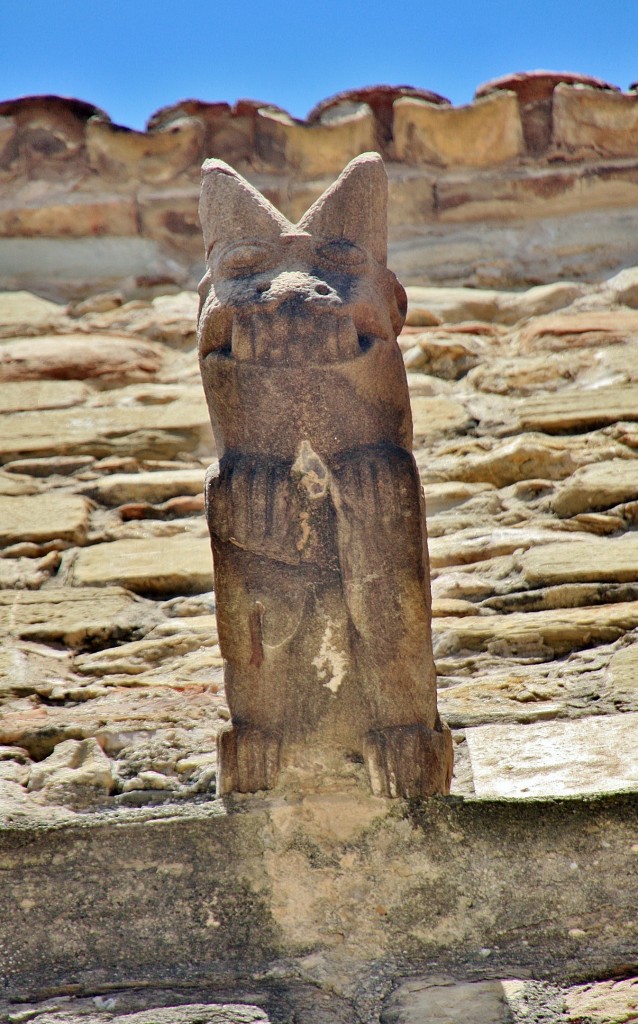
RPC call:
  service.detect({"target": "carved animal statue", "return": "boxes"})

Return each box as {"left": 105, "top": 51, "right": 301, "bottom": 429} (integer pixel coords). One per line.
{"left": 197, "top": 152, "right": 453, "bottom": 797}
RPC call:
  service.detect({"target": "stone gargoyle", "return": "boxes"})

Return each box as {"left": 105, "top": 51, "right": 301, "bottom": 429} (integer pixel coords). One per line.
{"left": 197, "top": 152, "right": 453, "bottom": 798}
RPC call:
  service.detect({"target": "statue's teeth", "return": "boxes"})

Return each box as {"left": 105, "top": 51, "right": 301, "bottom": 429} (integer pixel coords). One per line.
{"left": 336, "top": 319, "right": 360, "bottom": 360}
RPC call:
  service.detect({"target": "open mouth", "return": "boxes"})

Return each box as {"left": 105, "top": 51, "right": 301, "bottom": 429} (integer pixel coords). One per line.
{"left": 202, "top": 311, "right": 380, "bottom": 367}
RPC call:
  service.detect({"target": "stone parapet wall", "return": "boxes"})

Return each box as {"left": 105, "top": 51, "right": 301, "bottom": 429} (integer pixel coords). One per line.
{"left": 3, "top": 73, "right": 638, "bottom": 296}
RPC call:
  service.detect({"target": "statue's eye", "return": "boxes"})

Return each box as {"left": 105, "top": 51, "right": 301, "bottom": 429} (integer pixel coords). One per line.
{"left": 316, "top": 240, "right": 367, "bottom": 268}
{"left": 214, "top": 242, "right": 276, "bottom": 277}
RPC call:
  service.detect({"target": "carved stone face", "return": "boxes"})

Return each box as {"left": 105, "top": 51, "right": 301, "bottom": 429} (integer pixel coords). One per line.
{"left": 199, "top": 232, "right": 406, "bottom": 368}
{"left": 197, "top": 154, "right": 412, "bottom": 460}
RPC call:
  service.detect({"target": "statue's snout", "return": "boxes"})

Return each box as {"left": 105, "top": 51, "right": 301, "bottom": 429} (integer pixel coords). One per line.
{"left": 253, "top": 270, "right": 343, "bottom": 311}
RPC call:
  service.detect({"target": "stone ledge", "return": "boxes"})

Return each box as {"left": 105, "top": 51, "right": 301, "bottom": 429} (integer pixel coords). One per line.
{"left": 1, "top": 791, "right": 636, "bottom": 1001}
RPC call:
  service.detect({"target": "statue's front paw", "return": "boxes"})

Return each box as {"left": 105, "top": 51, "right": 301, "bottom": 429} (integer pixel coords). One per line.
{"left": 363, "top": 721, "right": 453, "bottom": 798}
{"left": 217, "top": 723, "right": 281, "bottom": 795}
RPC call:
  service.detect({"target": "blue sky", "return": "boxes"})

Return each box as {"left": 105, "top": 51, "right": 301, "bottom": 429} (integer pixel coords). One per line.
{"left": 2, "top": 0, "right": 637, "bottom": 129}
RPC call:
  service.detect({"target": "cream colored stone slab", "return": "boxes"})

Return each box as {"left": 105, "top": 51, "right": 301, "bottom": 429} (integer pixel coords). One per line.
{"left": 430, "top": 433, "right": 629, "bottom": 487}
{"left": 0, "top": 380, "right": 90, "bottom": 414}
{"left": 425, "top": 481, "right": 496, "bottom": 515}
{"left": 0, "top": 399, "right": 212, "bottom": 461}
{"left": 391, "top": 207, "right": 638, "bottom": 291}
{"left": 394, "top": 92, "right": 524, "bottom": 168}
{"left": 429, "top": 526, "right": 581, "bottom": 569}
{"left": 0, "top": 192, "right": 138, "bottom": 240}
{"left": 0, "top": 333, "right": 166, "bottom": 383}
{"left": 86, "top": 468, "right": 205, "bottom": 506}
{"left": 0, "top": 553, "right": 58, "bottom": 589}
{"left": 565, "top": 977, "right": 638, "bottom": 1023}
{"left": 0, "top": 291, "right": 66, "bottom": 337}
{"left": 438, "top": 673, "right": 564, "bottom": 728}
{"left": 382, "top": 977, "right": 511, "bottom": 1023}
{"left": 411, "top": 395, "right": 469, "bottom": 438}
{"left": 73, "top": 631, "right": 212, "bottom": 676}
{"left": 517, "top": 385, "right": 638, "bottom": 432}
{"left": 0, "top": 587, "right": 159, "bottom": 647}
{"left": 73, "top": 534, "right": 212, "bottom": 595}
{"left": 256, "top": 107, "right": 376, "bottom": 178}
{"left": 466, "top": 713, "right": 638, "bottom": 797}
{"left": 434, "top": 603, "right": 638, "bottom": 658}
{"left": 84, "top": 291, "right": 199, "bottom": 349}
{"left": 607, "top": 265, "right": 638, "bottom": 307}
{"left": 405, "top": 281, "right": 583, "bottom": 326}
{"left": 0, "top": 238, "right": 182, "bottom": 300}
{"left": 517, "top": 309, "right": 638, "bottom": 352}
{"left": 0, "top": 641, "right": 73, "bottom": 696}
{"left": 469, "top": 351, "right": 592, "bottom": 397}
{"left": 553, "top": 459, "right": 638, "bottom": 516}
{"left": 553, "top": 83, "right": 638, "bottom": 157}
{"left": 0, "top": 472, "right": 40, "bottom": 496}
{"left": 609, "top": 644, "right": 638, "bottom": 696}
{"left": 86, "top": 116, "right": 203, "bottom": 184}
{"left": 27, "top": 737, "right": 114, "bottom": 805}
{"left": 0, "top": 494, "right": 89, "bottom": 547}
{"left": 521, "top": 539, "right": 638, "bottom": 586}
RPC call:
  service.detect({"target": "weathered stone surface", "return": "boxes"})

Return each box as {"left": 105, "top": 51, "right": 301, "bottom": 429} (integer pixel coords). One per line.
{"left": 72, "top": 534, "right": 212, "bottom": 595}
{"left": 565, "top": 977, "right": 638, "bottom": 1023}
{"left": 0, "top": 641, "right": 73, "bottom": 697}
{"left": 553, "top": 460, "right": 638, "bottom": 516}
{"left": 392, "top": 207, "right": 638, "bottom": 290}
{"left": 435, "top": 603, "right": 638, "bottom": 658}
{"left": 27, "top": 737, "right": 114, "bottom": 805}
{"left": 411, "top": 395, "right": 470, "bottom": 438}
{"left": 606, "top": 264, "right": 638, "bottom": 307}
{"left": 73, "top": 626, "right": 217, "bottom": 678}
{"left": 382, "top": 977, "right": 512, "bottom": 1023}
{"left": 0, "top": 587, "right": 160, "bottom": 647}
{"left": 424, "top": 481, "right": 496, "bottom": 515}
{"left": 429, "top": 525, "right": 582, "bottom": 569}
{"left": 86, "top": 116, "right": 203, "bottom": 184}
{"left": 0, "top": 396, "right": 212, "bottom": 462}
{"left": 0, "top": 493, "right": 89, "bottom": 547}
{"left": 0, "top": 236, "right": 186, "bottom": 302}
{"left": 307, "top": 84, "right": 450, "bottom": 138}
{"left": 8, "top": 87, "right": 638, "bottom": 292}
{"left": 476, "top": 70, "right": 619, "bottom": 103}
{"left": 466, "top": 714, "right": 638, "bottom": 797}
{"left": 468, "top": 350, "right": 591, "bottom": 395}
{"left": 0, "top": 686, "right": 223, "bottom": 765}
{"left": 477, "top": 72, "right": 619, "bottom": 157}
{"left": 516, "top": 385, "right": 638, "bottom": 431}
{"left": 521, "top": 539, "right": 638, "bottom": 586}
{"left": 82, "top": 291, "right": 199, "bottom": 348}
{"left": 0, "top": 552, "right": 59, "bottom": 589}
{"left": 609, "top": 644, "right": 638, "bottom": 698}
{"left": 255, "top": 106, "right": 377, "bottom": 177}
{"left": 6, "top": 88, "right": 638, "bottom": 1011}
{"left": 394, "top": 92, "right": 524, "bottom": 167}
{"left": 406, "top": 281, "right": 583, "bottom": 326}
{"left": 0, "top": 333, "right": 166, "bottom": 383}
{"left": 517, "top": 309, "right": 638, "bottom": 352}
{"left": 0, "top": 190, "right": 138, "bottom": 238}
{"left": 0, "top": 290, "right": 67, "bottom": 337}
{"left": 1, "top": 795, "right": 637, "bottom": 1003}
{"left": 553, "top": 83, "right": 638, "bottom": 157}
{"left": 82, "top": 468, "right": 205, "bottom": 505}
{"left": 0, "top": 379, "right": 89, "bottom": 412}
{"left": 402, "top": 330, "right": 483, "bottom": 378}
{"left": 428, "top": 434, "right": 623, "bottom": 487}
{"left": 198, "top": 154, "right": 451, "bottom": 798}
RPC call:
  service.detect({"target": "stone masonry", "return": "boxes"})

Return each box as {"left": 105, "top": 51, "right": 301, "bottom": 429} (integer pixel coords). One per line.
{"left": 1, "top": 76, "right": 638, "bottom": 1024}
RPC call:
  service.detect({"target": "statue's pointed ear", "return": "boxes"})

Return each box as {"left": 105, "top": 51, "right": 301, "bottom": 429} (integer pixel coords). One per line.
{"left": 297, "top": 152, "right": 387, "bottom": 263}
{"left": 199, "top": 158, "right": 292, "bottom": 256}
